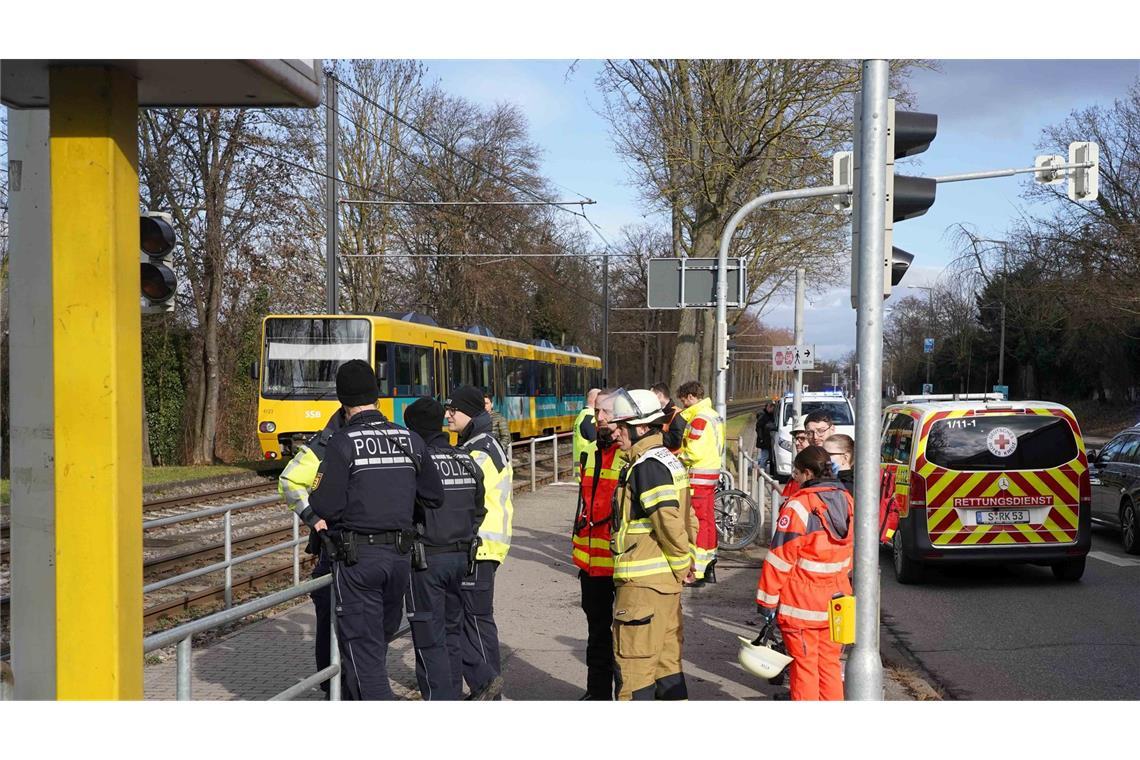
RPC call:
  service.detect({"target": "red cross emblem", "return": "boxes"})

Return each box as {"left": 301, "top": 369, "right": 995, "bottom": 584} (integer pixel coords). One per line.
{"left": 987, "top": 426, "right": 1018, "bottom": 457}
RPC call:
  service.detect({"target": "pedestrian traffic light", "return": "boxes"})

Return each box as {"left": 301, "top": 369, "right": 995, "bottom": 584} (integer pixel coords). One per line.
{"left": 851, "top": 99, "right": 938, "bottom": 306}
{"left": 140, "top": 211, "right": 178, "bottom": 314}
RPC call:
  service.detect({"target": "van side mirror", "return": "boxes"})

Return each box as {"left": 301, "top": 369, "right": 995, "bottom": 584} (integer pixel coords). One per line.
{"left": 249, "top": 360, "right": 259, "bottom": 381}
{"left": 1086, "top": 448, "right": 1099, "bottom": 462}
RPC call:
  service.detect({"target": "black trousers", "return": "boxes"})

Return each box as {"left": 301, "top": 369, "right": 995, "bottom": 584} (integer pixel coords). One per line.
{"left": 460, "top": 559, "right": 501, "bottom": 693}
{"left": 311, "top": 551, "right": 332, "bottom": 692}
{"left": 331, "top": 544, "right": 410, "bottom": 700}
{"left": 579, "top": 570, "right": 616, "bottom": 699}
{"left": 405, "top": 551, "right": 467, "bottom": 700}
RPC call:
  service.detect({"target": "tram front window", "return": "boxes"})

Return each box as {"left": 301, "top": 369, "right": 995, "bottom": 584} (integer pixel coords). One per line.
{"left": 261, "top": 318, "right": 371, "bottom": 399}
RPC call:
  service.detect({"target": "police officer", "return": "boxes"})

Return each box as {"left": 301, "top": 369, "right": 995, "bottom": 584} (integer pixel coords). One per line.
{"left": 277, "top": 407, "right": 347, "bottom": 696}
{"left": 309, "top": 360, "right": 445, "bottom": 700}
{"left": 445, "top": 384, "right": 513, "bottom": 700}
{"left": 402, "top": 397, "right": 487, "bottom": 701}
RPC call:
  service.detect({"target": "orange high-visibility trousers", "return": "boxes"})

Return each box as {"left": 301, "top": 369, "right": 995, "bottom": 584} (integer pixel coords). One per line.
{"left": 782, "top": 627, "right": 844, "bottom": 701}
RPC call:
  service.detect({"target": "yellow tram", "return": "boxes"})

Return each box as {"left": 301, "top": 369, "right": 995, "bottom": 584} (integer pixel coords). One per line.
{"left": 254, "top": 312, "right": 602, "bottom": 459}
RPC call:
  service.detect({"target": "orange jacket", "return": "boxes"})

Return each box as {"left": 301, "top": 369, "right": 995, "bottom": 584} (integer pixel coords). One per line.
{"left": 572, "top": 440, "right": 623, "bottom": 577}
{"left": 756, "top": 482, "right": 854, "bottom": 629}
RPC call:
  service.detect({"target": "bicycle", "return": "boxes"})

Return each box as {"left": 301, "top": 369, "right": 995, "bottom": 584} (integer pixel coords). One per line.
{"left": 714, "top": 469, "right": 763, "bottom": 550}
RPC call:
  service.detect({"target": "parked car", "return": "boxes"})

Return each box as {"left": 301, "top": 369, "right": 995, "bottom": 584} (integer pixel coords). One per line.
{"left": 879, "top": 393, "right": 1092, "bottom": 583}
{"left": 770, "top": 391, "right": 854, "bottom": 478}
{"left": 1087, "top": 427, "right": 1140, "bottom": 554}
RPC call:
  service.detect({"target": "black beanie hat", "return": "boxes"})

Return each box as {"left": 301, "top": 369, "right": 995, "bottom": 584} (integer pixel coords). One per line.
{"left": 404, "top": 397, "right": 444, "bottom": 438}
{"left": 336, "top": 359, "right": 379, "bottom": 406}
{"left": 447, "top": 385, "right": 485, "bottom": 419}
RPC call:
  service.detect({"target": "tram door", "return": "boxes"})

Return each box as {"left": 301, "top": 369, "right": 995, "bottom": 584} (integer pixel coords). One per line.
{"left": 433, "top": 340, "right": 449, "bottom": 400}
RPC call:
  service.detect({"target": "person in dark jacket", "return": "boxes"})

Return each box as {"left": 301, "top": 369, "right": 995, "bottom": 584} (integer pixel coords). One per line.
{"left": 754, "top": 401, "right": 777, "bottom": 474}
{"left": 403, "top": 397, "right": 487, "bottom": 700}
{"left": 484, "top": 391, "right": 513, "bottom": 460}
{"left": 825, "top": 433, "right": 855, "bottom": 495}
{"left": 651, "top": 382, "right": 687, "bottom": 453}
{"left": 309, "top": 360, "right": 445, "bottom": 700}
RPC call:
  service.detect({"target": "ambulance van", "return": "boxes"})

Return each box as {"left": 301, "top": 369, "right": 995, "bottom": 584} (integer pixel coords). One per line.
{"left": 879, "top": 394, "right": 1091, "bottom": 584}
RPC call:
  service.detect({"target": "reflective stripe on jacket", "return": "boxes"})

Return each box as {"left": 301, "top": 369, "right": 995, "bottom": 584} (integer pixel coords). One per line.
{"left": 610, "top": 435, "right": 693, "bottom": 592}
{"left": 679, "top": 397, "right": 724, "bottom": 487}
{"left": 756, "top": 482, "right": 854, "bottom": 629}
{"left": 460, "top": 414, "right": 515, "bottom": 563}
{"left": 572, "top": 440, "right": 623, "bottom": 576}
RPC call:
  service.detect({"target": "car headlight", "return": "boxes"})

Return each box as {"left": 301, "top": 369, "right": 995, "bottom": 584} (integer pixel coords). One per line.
{"left": 778, "top": 438, "right": 793, "bottom": 453}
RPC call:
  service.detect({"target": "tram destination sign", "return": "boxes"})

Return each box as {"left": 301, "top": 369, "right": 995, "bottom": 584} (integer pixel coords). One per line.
{"left": 646, "top": 257, "right": 747, "bottom": 309}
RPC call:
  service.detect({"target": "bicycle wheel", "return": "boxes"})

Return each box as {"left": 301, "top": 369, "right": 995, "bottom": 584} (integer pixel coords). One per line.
{"left": 714, "top": 488, "right": 763, "bottom": 550}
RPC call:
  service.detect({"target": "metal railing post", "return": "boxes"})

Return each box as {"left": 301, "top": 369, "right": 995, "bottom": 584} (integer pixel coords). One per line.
{"left": 530, "top": 438, "right": 537, "bottom": 492}
{"left": 552, "top": 433, "right": 560, "bottom": 484}
{"left": 224, "top": 510, "right": 233, "bottom": 609}
{"left": 329, "top": 585, "right": 341, "bottom": 701}
{"left": 292, "top": 513, "right": 300, "bottom": 587}
{"left": 177, "top": 637, "right": 192, "bottom": 700}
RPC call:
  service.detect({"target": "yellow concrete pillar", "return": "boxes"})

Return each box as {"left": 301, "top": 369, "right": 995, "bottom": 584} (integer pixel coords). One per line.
{"left": 49, "top": 66, "right": 143, "bottom": 699}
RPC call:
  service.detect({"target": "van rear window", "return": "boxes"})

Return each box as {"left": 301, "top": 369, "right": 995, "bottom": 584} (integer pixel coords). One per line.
{"left": 925, "top": 415, "right": 1077, "bottom": 471}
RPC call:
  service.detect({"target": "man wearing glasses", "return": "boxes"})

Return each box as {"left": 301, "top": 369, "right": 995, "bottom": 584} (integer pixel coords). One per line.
{"left": 803, "top": 410, "right": 835, "bottom": 448}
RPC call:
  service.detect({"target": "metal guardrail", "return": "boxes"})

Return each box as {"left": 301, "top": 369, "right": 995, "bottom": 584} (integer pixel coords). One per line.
{"left": 728, "top": 436, "right": 784, "bottom": 543}
{"left": 510, "top": 431, "right": 572, "bottom": 491}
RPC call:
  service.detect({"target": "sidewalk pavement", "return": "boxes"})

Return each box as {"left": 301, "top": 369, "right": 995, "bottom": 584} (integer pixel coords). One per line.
{"left": 145, "top": 479, "right": 939, "bottom": 700}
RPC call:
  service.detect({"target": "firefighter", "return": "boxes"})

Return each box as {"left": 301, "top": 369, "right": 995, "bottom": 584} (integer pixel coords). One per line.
{"left": 755, "top": 445, "right": 854, "bottom": 701}
{"left": 676, "top": 380, "right": 725, "bottom": 585}
{"left": 308, "top": 360, "right": 446, "bottom": 700}
{"left": 277, "top": 406, "right": 346, "bottom": 696}
{"left": 402, "top": 397, "right": 487, "bottom": 700}
{"left": 571, "top": 388, "right": 623, "bottom": 699}
{"left": 446, "top": 384, "right": 514, "bottom": 700}
{"left": 572, "top": 388, "right": 602, "bottom": 483}
{"left": 651, "top": 382, "right": 687, "bottom": 454}
{"left": 609, "top": 388, "right": 696, "bottom": 700}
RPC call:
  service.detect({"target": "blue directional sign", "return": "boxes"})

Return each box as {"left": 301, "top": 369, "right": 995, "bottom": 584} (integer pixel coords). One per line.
{"left": 923, "top": 338, "right": 935, "bottom": 354}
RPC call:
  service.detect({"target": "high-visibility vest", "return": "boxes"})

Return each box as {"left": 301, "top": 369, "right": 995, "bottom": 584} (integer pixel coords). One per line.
{"left": 463, "top": 433, "right": 514, "bottom": 564}
{"left": 611, "top": 443, "right": 692, "bottom": 586}
{"left": 679, "top": 397, "right": 725, "bottom": 489}
{"left": 571, "top": 407, "right": 596, "bottom": 482}
{"left": 756, "top": 483, "right": 854, "bottom": 629}
{"left": 571, "top": 441, "right": 623, "bottom": 576}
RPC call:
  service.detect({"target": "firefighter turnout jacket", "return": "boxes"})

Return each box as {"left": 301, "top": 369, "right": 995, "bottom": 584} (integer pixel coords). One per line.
{"left": 756, "top": 481, "right": 854, "bottom": 629}
{"left": 459, "top": 411, "right": 514, "bottom": 564}
{"left": 611, "top": 434, "right": 696, "bottom": 592}
{"left": 572, "top": 427, "right": 623, "bottom": 577}
{"left": 309, "top": 409, "right": 445, "bottom": 532}
{"left": 679, "top": 397, "right": 725, "bottom": 489}
{"left": 419, "top": 430, "right": 487, "bottom": 547}
{"left": 278, "top": 409, "right": 347, "bottom": 525}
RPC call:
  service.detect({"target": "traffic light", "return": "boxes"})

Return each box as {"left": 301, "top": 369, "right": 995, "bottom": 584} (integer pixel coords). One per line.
{"left": 1067, "top": 141, "right": 1098, "bottom": 201}
{"left": 140, "top": 211, "right": 177, "bottom": 313}
{"left": 851, "top": 99, "right": 938, "bottom": 305}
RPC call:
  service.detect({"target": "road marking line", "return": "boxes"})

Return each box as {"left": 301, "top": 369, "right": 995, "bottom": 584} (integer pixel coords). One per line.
{"left": 1088, "top": 550, "right": 1140, "bottom": 567}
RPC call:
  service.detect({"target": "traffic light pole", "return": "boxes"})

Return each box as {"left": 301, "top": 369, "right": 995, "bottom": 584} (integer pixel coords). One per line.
{"left": 714, "top": 185, "right": 851, "bottom": 424}
{"left": 793, "top": 267, "right": 805, "bottom": 418}
{"left": 849, "top": 59, "right": 889, "bottom": 701}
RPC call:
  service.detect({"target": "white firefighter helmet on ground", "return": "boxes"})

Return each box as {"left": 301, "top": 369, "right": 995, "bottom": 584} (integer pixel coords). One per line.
{"left": 609, "top": 388, "right": 665, "bottom": 426}
{"left": 737, "top": 634, "right": 793, "bottom": 680}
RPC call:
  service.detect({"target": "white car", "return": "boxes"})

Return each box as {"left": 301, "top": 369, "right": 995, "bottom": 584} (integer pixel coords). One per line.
{"left": 770, "top": 391, "right": 855, "bottom": 478}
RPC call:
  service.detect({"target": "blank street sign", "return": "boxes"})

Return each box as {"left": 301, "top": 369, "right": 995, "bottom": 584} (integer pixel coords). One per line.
{"left": 646, "top": 258, "right": 746, "bottom": 309}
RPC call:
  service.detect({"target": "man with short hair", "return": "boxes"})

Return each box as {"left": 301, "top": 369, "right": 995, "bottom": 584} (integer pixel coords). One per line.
{"left": 824, "top": 433, "right": 854, "bottom": 494}
{"left": 804, "top": 410, "right": 835, "bottom": 448}
{"left": 676, "top": 380, "right": 725, "bottom": 585}
{"left": 483, "top": 392, "right": 512, "bottom": 459}
{"left": 446, "top": 385, "right": 514, "bottom": 700}
{"left": 651, "top": 382, "right": 687, "bottom": 454}
{"left": 572, "top": 388, "right": 602, "bottom": 483}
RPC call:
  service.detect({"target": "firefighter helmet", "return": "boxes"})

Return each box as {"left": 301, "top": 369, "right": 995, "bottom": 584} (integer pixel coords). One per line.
{"left": 737, "top": 634, "right": 793, "bottom": 680}
{"left": 609, "top": 388, "right": 665, "bottom": 426}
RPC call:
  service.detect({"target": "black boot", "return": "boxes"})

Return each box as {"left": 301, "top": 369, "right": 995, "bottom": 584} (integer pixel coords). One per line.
{"left": 705, "top": 560, "right": 718, "bottom": 584}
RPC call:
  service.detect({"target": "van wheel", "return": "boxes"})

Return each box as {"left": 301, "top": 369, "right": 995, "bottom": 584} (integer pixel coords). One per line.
{"left": 893, "top": 531, "right": 924, "bottom": 585}
{"left": 1121, "top": 500, "right": 1140, "bottom": 555}
{"left": 1051, "top": 557, "right": 1086, "bottom": 581}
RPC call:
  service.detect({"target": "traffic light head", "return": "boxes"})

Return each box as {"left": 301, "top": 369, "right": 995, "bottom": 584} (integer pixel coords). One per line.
{"left": 140, "top": 212, "right": 178, "bottom": 313}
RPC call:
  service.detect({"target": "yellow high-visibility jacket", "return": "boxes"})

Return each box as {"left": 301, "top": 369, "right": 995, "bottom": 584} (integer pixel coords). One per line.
{"left": 679, "top": 397, "right": 725, "bottom": 489}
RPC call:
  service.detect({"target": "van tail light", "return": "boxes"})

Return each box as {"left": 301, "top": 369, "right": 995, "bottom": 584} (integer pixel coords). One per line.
{"left": 908, "top": 473, "right": 927, "bottom": 514}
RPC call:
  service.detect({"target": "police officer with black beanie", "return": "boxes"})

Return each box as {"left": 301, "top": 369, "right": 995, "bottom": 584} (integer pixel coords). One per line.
{"left": 309, "top": 360, "right": 445, "bottom": 700}
{"left": 402, "top": 397, "right": 487, "bottom": 700}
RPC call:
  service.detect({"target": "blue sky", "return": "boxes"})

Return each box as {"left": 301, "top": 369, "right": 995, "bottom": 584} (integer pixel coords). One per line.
{"left": 422, "top": 59, "right": 1139, "bottom": 360}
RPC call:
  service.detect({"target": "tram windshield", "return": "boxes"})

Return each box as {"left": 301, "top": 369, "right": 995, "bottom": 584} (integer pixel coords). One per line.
{"left": 261, "top": 318, "right": 371, "bottom": 400}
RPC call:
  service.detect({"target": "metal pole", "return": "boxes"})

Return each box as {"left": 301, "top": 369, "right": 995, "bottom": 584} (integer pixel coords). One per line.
{"left": 329, "top": 589, "right": 341, "bottom": 701}
{"left": 177, "top": 637, "right": 193, "bottom": 700}
{"left": 552, "top": 435, "right": 560, "bottom": 484}
{"left": 848, "top": 59, "right": 889, "bottom": 701}
{"left": 224, "top": 511, "right": 233, "bottom": 609}
{"left": 325, "top": 72, "right": 338, "bottom": 315}
{"left": 602, "top": 251, "right": 610, "bottom": 385}
{"left": 714, "top": 183, "right": 852, "bottom": 425}
{"left": 794, "top": 268, "right": 805, "bottom": 418}
{"left": 292, "top": 513, "right": 301, "bottom": 586}
{"left": 531, "top": 439, "right": 537, "bottom": 492}
{"left": 998, "top": 247, "right": 1007, "bottom": 387}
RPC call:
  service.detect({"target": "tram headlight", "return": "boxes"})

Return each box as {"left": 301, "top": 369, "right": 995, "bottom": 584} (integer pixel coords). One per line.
{"left": 259, "top": 421, "right": 276, "bottom": 434}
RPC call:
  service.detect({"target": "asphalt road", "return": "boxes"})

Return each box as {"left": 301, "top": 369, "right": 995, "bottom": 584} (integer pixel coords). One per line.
{"left": 880, "top": 524, "right": 1140, "bottom": 700}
